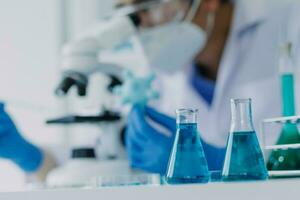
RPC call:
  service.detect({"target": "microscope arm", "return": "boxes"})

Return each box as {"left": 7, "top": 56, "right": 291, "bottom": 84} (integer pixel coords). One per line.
{"left": 56, "top": 17, "right": 137, "bottom": 96}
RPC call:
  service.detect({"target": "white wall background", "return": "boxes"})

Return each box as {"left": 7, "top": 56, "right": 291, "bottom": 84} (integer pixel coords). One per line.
{"left": 65, "top": 0, "right": 115, "bottom": 38}
{"left": 0, "top": 0, "right": 115, "bottom": 191}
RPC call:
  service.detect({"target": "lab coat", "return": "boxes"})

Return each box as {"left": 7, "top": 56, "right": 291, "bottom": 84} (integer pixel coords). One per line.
{"left": 153, "top": 0, "right": 300, "bottom": 147}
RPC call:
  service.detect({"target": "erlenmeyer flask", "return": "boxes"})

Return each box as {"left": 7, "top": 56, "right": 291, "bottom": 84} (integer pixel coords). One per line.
{"left": 165, "top": 109, "right": 209, "bottom": 184}
{"left": 222, "top": 99, "right": 268, "bottom": 181}
{"left": 267, "top": 42, "right": 300, "bottom": 170}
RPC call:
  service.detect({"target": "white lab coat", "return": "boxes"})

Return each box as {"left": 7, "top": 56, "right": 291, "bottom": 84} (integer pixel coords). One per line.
{"left": 153, "top": 0, "right": 300, "bottom": 147}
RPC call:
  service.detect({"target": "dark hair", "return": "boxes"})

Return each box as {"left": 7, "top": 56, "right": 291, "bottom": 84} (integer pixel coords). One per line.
{"left": 221, "top": 0, "right": 230, "bottom": 4}
{"left": 131, "top": 0, "right": 230, "bottom": 5}
{"left": 116, "top": 0, "right": 230, "bottom": 8}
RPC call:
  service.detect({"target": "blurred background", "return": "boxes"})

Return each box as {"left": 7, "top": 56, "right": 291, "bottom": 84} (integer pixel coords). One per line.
{"left": 0, "top": 0, "right": 116, "bottom": 190}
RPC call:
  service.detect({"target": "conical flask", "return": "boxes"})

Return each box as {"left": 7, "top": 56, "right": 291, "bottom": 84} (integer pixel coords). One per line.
{"left": 267, "top": 42, "right": 300, "bottom": 170}
{"left": 222, "top": 99, "right": 268, "bottom": 181}
{"left": 165, "top": 109, "right": 209, "bottom": 184}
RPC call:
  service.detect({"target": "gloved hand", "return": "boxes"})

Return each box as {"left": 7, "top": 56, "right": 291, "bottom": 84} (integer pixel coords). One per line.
{"left": 126, "top": 105, "right": 176, "bottom": 174}
{"left": 0, "top": 103, "right": 43, "bottom": 173}
{"left": 126, "top": 105, "right": 226, "bottom": 174}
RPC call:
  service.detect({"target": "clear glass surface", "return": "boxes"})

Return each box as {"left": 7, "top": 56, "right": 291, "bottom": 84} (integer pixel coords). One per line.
{"left": 96, "top": 174, "right": 161, "bottom": 187}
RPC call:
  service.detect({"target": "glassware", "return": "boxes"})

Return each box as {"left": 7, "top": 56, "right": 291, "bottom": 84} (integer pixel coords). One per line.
{"left": 267, "top": 42, "right": 300, "bottom": 171}
{"left": 222, "top": 99, "right": 268, "bottom": 181}
{"left": 165, "top": 109, "right": 209, "bottom": 184}
{"left": 96, "top": 174, "right": 161, "bottom": 187}
{"left": 262, "top": 116, "right": 300, "bottom": 178}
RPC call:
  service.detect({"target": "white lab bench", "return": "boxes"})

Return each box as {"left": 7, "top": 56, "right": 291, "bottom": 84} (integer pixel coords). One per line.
{"left": 0, "top": 179, "right": 299, "bottom": 200}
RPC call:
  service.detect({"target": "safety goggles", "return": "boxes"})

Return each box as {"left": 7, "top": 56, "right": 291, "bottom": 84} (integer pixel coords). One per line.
{"left": 112, "top": 0, "right": 202, "bottom": 28}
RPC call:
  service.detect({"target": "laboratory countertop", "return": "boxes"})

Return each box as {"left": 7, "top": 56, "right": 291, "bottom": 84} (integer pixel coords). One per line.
{"left": 0, "top": 179, "right": 299, "bottom": 200}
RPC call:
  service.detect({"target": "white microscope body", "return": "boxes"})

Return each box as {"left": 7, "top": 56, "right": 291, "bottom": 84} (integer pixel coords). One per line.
{"left": 47, "top": 16, "right": 140, "bottom": 188}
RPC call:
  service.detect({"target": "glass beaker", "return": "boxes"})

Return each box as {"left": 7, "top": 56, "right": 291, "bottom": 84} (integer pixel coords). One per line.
{"left": 165, "top": 109, "right": 209, "bottom": 184}
{"left": 222, "top": 99, "right": 268, "bottom": 181}
{"left": 267, "top": 42, "right": 300, "bottom": 170}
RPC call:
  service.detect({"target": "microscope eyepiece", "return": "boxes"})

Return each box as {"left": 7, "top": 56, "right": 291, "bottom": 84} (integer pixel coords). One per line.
{"left": 55, "top": 72, "right": 88, "bottom": 96}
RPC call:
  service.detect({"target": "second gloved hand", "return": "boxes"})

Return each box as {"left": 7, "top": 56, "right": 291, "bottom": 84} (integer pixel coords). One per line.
{"left": 126, "top": 105, "right": 226, "bottom": 174}
{"left": 126, "top": 105, "right": 176, "bottom": 174}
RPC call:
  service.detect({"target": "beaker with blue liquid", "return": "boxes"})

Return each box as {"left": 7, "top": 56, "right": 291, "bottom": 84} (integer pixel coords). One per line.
{"left": 222, "top": 99, "right": 268, "bottom": 181}
{"left": 165, "top": 109, "right": 209, "bottom": 184}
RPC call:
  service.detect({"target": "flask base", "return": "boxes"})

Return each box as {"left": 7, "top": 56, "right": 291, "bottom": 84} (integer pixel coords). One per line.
{"left": 222, "top": 173, "right": 268, "bottom": 182}
{"left": 165, "top": 175, "right": 209, "bottom": 184}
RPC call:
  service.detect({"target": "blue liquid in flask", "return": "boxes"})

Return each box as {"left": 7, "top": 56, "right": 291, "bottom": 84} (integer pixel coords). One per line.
{"left": 222, "top": 131, "right": 268, "bottom": 181}
{"left": 222, "top": 99, "right": 268, "bottom": 181}
{"left": 166, "top": 109, "right": 209, "bottom": 184}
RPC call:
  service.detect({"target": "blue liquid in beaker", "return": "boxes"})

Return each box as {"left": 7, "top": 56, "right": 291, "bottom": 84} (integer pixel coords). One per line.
{"left": 222, "top": 131, "right": 268, "bottom": 181}
{"left": 166, "top": 123, "right": 209, "bottom": 184}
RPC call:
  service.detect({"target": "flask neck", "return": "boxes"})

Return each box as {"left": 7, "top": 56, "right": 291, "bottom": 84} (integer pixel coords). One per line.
{"left": 176, "top": 109, "right": 198, "bottom": 124}
{"left": 279, "top": 42, "right": 293, "bottom": 75}
{"left": 279, "top": 54, "right": 294, "bottom": 74}
{"left": 230, "top": 99, "right": 254, "bottom": 133}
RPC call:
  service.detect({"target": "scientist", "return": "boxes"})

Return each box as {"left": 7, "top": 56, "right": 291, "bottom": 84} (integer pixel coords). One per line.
{"left": 0, "top": 0, "right": 300, "bottom": 181}
{"left": 123, "top": 0, "right": 300, "bottom": 174}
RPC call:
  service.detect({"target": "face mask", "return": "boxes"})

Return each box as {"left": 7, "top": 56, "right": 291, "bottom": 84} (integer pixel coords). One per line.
{"left": 137, "top": 21, "right": 207, "bottom": 73}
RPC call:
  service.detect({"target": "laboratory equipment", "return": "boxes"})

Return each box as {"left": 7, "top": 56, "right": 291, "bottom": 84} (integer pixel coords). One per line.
{"left": 46, "top": 110, "right": 131, "bottom": 188}
{"left": 166, "top": 109, "right": 209, "bottom": 184}
{"left": 96, "top": 174, "right": 161, "bottom": 187}
{"left": 262, "top": 116, "right": 300, "bottom": 178}
{"left": 52, "top": 14, "right": 145, "bottom": 187}
{"left": 115, "top": 0, "right": 202, "bottom": 22}
{"left": 267, "top": 42, "right": 300, "bottom": 171}
{"left": 46, "top": 148, "right": 131, "bottom": 188}
{"left": 222, "top": 99, "right": 268, "bottom": 181}
{"left": 113, "top": 70, "right": 159, "bottom": 105}
{"left": 47, "top": 110, "right": 124, "bottom": 160}
{"left": 55, "top": 16, "right": 136, "bottom": 97}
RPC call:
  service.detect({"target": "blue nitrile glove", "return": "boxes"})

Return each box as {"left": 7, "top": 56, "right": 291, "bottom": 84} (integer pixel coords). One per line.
{"left": 126, "top": 105, "right": 176, "bottom": 174}
{"left": 125, "top": 105, "right": 226, "bottom": 174}
{"left": 0, "top": 103, "right": 43, "bottom": 173}
{"left": 201, "top": 140, "right": 226, "bottom": 171}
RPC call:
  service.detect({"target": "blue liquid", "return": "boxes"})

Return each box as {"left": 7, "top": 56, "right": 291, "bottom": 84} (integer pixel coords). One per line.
{"left": 222, "top": 131, "right": 268, "bottom": 181}
{"left": 166, "top": 123, "right": 209, "bottom": 184}
{"left": 282, "top": 74, "right": 296, "bottom": 116}
{"left": 267, "top": 123, "right": 300, "bottom": 170}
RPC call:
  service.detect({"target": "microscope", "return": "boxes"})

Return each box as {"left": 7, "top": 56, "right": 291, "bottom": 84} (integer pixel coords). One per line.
{"left": 46, "top": 16, "right": 142, "bottom": 188}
